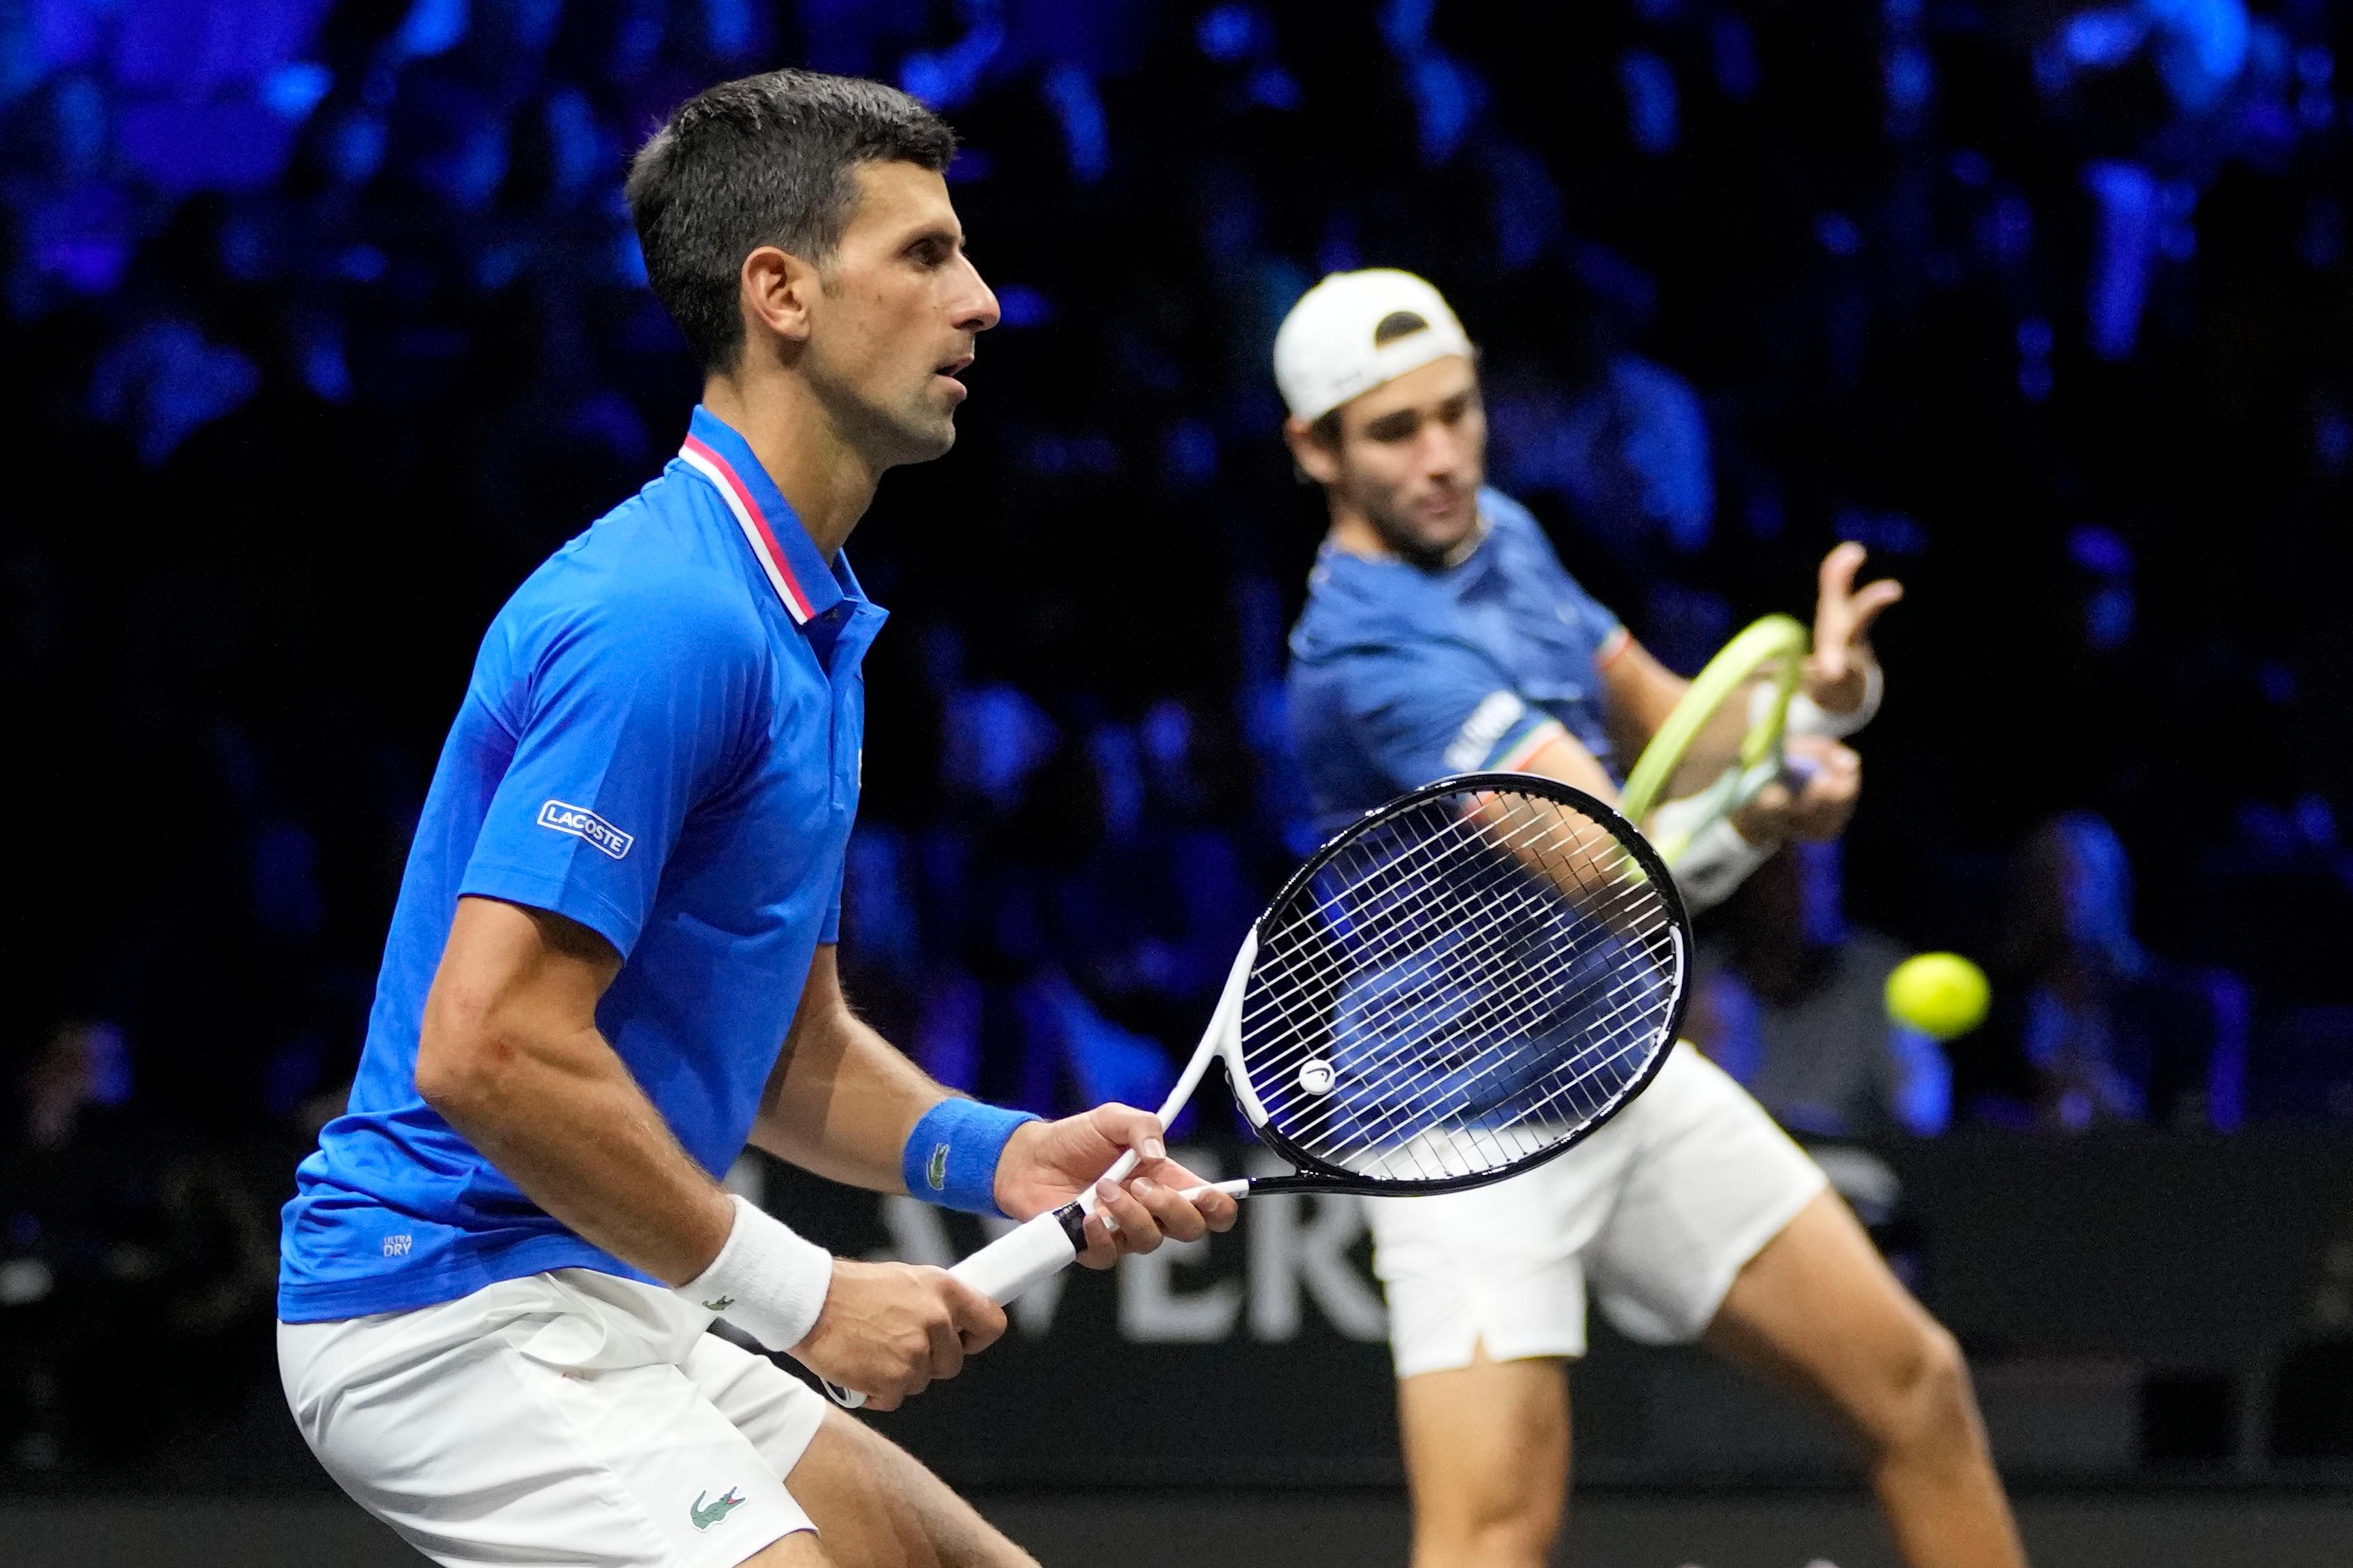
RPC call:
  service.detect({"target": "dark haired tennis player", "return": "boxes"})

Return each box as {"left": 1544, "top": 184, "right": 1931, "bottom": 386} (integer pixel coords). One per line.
{"left": 276, "top": 70, "right": 1233, "bottom": 1568}
{"left": 1278, "top": 271, "right": 2026, "bottom": 1568}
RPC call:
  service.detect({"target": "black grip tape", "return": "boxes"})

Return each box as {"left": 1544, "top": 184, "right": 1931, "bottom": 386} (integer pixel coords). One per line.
{"left": 1053, "top": 1199, "right": 1089, "bottom": 1254}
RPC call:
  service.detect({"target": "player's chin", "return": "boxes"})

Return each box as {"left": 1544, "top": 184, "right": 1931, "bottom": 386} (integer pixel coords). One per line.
{"left": 883, "top": 406, "right": 958, "bottom": 464}
{"left": 1410, "top": 515, "right": 1477, "bottom": 557}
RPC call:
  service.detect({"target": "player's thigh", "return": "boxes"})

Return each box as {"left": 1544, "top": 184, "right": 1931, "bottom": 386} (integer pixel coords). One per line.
{"left": 687, "top": 1331, "right": 1034, "bottom": 1568}
{"left": 1396, "top": 1348, "right": 1570, "bottom": 1558}
{"left": 784, "top": 1408, "right": 1038, "bottom": 1568}
{"left": 736, "top": 1533, "right": 835, "bottom": 1567}
{"left": 1702, "top": 1187, "right": 1971, "bottom": 1450}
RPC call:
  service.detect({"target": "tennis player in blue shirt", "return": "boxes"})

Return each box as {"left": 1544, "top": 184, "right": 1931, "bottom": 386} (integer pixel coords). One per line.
{"left": 1277, "top": 271, "right": 2024, "bottom": 1568}
{"left": 276, "top": 71, "right": 1233, "bottom": 1568}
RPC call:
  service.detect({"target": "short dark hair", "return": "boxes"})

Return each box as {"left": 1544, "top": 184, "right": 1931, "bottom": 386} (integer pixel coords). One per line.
{"left": 625, "top": 69, "right": 956, "bottom": 371}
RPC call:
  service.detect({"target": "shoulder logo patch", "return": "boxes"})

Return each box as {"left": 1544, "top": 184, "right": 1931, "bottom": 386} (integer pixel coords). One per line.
{"left": 690, "top": 1488, "right": 746, "bottom": 1531}
{"left": 537, "top": 800, "right": 634, "bottom": 861}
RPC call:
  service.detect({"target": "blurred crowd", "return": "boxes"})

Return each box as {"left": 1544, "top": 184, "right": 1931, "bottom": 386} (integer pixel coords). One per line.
{"left": 9, "top": 0, "right": 2353, "bottom": 1479}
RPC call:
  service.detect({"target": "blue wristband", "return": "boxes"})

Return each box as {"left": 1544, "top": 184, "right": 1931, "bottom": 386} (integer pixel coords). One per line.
{"left": 902, "top": 1099, "right": 1040, "bottom": 1218}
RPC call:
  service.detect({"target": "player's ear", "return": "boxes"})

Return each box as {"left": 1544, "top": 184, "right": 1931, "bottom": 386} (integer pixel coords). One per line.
{"left": 740, "top": 245, "right": 819, "bottom": 354}
{"left": 1284, "top": 416, "right": 1342, "bottom": 488}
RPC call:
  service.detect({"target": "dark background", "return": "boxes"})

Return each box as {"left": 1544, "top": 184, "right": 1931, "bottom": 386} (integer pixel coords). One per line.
{"left": 4, "top": 0, "right": 2353, "bottom": 1552}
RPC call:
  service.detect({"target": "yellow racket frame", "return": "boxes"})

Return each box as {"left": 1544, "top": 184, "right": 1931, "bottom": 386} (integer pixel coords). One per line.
{"left": 1618, "top": 614, "right": 1809, "bottom": 863}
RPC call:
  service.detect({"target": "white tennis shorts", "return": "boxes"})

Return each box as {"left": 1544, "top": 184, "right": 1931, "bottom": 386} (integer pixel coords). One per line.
{"left": 1365, "top": 1044, "right": 1828, "bottom": 1377}
{"left": 279, "top": 1268, "right": 829, "bottom": 1568}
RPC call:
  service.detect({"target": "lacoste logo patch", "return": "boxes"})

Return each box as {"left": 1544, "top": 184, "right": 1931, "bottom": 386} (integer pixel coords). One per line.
{"left": 690, "top": 1488, "right": 746, "bottom": 1531}
{"left": 925, "top": 1142, "right": 951, "bottom": 1192}
{"left": 537, "top": 799, "right": 634, "bottom": 860}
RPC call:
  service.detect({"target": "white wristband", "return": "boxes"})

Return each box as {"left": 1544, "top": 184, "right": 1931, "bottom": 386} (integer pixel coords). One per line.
{"left": 1671, "top": 814, "right": 1777, "bottom": 913}
{"left": 672, "top": 1194, "right": 834, "bottom": 1352}
{"left": 1762, "top": 660, "right": 1883, "bottom": 740}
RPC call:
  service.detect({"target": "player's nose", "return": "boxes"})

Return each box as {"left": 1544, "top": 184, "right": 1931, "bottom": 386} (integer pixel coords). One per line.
{"left": 954, "top": 254, "right": 1000, "bottom": 334}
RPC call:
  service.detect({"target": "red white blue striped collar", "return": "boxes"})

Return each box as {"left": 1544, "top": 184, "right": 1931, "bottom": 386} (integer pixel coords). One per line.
{"left": 674, "top": 407, "right": 846, "bottom": 626}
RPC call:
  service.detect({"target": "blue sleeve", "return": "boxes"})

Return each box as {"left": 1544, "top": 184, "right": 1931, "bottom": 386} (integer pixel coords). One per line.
{"left": 459, "top": 590, "right": 759, "bottom": 958}
{"left": 1563, "top": 580, "right": 1623, "bottom": 656}
{"left": 819, "top": 859, "right": 843, "bottom": 946}
{"left": 1334, "top": 639, "right": 1571, "bottom": 793}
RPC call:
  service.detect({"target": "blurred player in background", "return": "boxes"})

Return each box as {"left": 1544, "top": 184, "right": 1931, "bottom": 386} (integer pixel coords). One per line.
{"left": 1276, "top": 270, "right": 2024, "bottom": 1568}
{"left": 274, "top": 70, "right": 1232, "bottom": 1568}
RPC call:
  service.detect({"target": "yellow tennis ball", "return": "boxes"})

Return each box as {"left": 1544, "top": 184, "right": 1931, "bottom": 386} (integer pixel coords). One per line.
{"left": 1884, "top": 953, "right": 1991, "bottom": 1042}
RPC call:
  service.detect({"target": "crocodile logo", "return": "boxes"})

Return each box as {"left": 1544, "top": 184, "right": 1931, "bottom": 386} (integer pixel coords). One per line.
{"left": 691, "top": 1488, "right": 746, "bottom": 1531}
{"left": 925, "top": 1141, "right": 951, "bottom": 1192}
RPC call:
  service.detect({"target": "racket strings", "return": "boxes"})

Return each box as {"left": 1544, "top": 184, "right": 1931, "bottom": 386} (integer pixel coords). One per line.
{"left": 1242, "top": 801, "right": 1662, "bottom": 1068}
{"left": 1280, "top": 926, "right": 1684, "bottom": 1184}
{"left": 1286, "top": 910, "right": 1674, "bottom": 1180}
{"left": 1245, "top": 874, "right": 1668, "bottom": 1124}
{"left": 1262, "top": 914, "right": 1677, "bottom": 1180}
{"left": 1236, "top": 787, "right": 1679, "bottom": 1182}
{"left": 1243, "top": 849, "right": 1645, "bottom": 1119}
{"left": 1247, "top": 792, "right": 1661, "bottom": 1014}
{"left": 1243, "top": 805, "right": 1669, "bottom": 1067}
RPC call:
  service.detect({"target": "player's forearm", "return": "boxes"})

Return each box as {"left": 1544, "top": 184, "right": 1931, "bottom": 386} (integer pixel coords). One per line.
{"left": 750, "top": 999, "right": 945, "bottom": 1191}
{"left": 1596, "top": 633, "right": 1690, "bottom": 757}
{"left": 418, "top": 1015, "right": 735, "bottom": 1285}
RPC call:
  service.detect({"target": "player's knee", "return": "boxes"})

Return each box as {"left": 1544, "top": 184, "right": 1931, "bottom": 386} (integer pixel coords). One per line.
{"left": 1862, "top": 1316, "right": 1977, "bottom": 1462}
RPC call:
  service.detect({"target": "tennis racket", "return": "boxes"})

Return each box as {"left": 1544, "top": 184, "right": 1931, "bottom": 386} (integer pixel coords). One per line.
{"left": 1617, "top": 613, "right": 1809, "bottom": 864}
{"left": 950, "top": 771, "right": 1690, "bottom": 1305}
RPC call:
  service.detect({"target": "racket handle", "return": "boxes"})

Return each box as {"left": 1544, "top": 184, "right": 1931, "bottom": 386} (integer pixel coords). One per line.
{"left": 1178, "top": 1179, "right": 1251, "bottom": 1203}
{"left": 825, "top": 1199, "right": 1102, "bottom": 1405}
{"left": 950, "top": 1203, "right": 1090, "bottom": 1304}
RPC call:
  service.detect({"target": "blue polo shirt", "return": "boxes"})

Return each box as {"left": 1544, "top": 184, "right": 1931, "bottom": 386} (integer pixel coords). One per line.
{"left": 1287, "top": 488, "right": 1622, "bottom": 835}
{"left": 278, "top": 406, "right": 885, "bottom": 1322}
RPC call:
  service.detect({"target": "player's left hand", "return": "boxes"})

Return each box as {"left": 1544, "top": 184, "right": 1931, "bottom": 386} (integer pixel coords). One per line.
{"left": 994, "top": 1106, "right": 1239, "bottom": 1269}
{"left": 1805, "top": 541, "right": 1903, "bottom": 714}
{"left": 1732, "top": 733, "right": 1861, "bottom": 844}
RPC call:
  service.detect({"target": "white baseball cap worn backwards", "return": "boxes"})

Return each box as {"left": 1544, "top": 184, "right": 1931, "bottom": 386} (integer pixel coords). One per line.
{"left": 1272, "top": 268, "right": 1475, "bottom": 422}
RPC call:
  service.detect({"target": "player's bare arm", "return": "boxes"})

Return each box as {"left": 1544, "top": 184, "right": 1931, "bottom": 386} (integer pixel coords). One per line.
{"left": 1593, "top": 545, "right": 1901, "bottom": 848}
{"left": 1596, "top": 544, "right": 1899, "bottom": 751}
{"left": 416, "top": 895, "right": 736, "bottom": 1284}
{"left": 418, "top": 897, "right": 990, "bottom": 1410}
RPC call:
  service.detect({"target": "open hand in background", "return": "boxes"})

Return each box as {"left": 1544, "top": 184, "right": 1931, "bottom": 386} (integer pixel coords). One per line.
{"left": 1805, "top": 542, "right": 1903, "bottom": 716}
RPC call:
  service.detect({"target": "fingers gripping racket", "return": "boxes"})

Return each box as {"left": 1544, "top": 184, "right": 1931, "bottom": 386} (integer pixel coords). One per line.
{"left": 951, "top": 772, "right": 1692, "bottom": 1305}
{"left": 1617, "top": 613, "right": 1809, "bottom": 863}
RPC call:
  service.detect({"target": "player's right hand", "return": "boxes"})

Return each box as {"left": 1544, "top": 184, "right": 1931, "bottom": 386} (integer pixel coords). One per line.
{"left": 787, "top": 1258, "right": 1006, "bottom": 1410}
